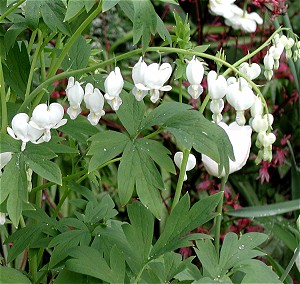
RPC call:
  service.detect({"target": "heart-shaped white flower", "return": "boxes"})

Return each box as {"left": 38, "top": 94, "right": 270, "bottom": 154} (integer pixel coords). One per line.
{"left": 174, "top": 152, "right": 196, "bottom": 181}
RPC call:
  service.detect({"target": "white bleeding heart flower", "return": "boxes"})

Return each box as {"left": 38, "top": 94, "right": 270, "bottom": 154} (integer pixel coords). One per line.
{"left": 226, "top": 82, "right": 255, "bottom": 125}
{"left": 84, "top": 83, "right": 105, "bottom": 125}
{"left": 251, "top": 116, "right": 268, "bottom": 133}
{"left": 202, "top": 122, "right": 252, "bottom": 177}
{"left": 186, "top": 56, "right": 204, "bottom": 99}
{"left": 104, "top": 67, "right": 124, "bottom": 111}
{"left": 238, "top": 62, "right": 261, "bottom": 80}
{"left": 0, "top": 152, "right": 12, "bottom": 176}
{"left": 66, "top": 77, "right": 84, "bottom": 119}
{"left": 174, "top": 151, "right": 196, "bottom": 181}
{"left": 29, "top": 103, "right": 67, "bottom": 142}
{"left": 132, "top": 57, "right": 148, "bottom": 101}
{"left": 208, "top": 0, "right": 237, "bottom": 19}
{"left": 207, "top": 71, "right": 227, "bottom": 100}
{"left": 257, "top": 132, "right": 276, "bottom": 148}
{"left": 7, "top": 113, "right": 44, "bottom": 151}
{"left": 136, "top": 62, "right": 172, "bottom": 103}
{"left": 250, "top": 96, "right": 264, "bottom": 117}
{"left": 224, "top": 6, "right": 263, "bottom": 33}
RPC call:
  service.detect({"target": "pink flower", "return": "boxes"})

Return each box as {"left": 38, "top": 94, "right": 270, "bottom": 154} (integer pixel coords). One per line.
{"left": 257, "top": 161, "right": 271, "bottom": 183}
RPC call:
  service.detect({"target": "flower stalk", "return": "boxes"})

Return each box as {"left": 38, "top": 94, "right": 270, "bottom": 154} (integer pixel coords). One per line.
{"left": 214, "top": 176, "right": 228, "bottom": 257}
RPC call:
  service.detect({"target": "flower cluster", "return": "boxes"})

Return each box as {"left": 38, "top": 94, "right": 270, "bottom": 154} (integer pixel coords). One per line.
{"left": 66, "top": 67, "right": 124, "bottom": 125}
{"left": 263, "top": 34, "right": 297, "bottom": 80}
{"left": 250, "top": 96, "right": 276, "bottom": 163}
{"left": 208, "top": 0, "right": 263, "bottom": 32}
{"left": 7, "top": 103, "right": 67, "bottom": 151}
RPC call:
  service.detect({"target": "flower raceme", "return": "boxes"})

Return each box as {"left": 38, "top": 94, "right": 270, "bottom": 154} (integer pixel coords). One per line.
{"left": 202, "top": 122, "right": 252, "bottom": 178}
{"left": 104, "top": 67, "right": 124, "bottom": 111}
{"left": 186, "top": 56, "right": 204, "bottom": 99}
{"left": 174, "top": 152, "right": 196, "bottom": 181}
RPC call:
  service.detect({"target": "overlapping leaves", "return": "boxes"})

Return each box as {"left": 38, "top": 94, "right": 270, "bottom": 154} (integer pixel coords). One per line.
{"left": 87, "top": 93, "right": 233, "bottom": 219}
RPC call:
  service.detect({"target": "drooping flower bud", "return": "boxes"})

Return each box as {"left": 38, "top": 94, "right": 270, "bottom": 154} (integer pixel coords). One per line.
{"left": 104, "top": 67, "right": 124, "bottom": 111}
{"left": 66, "top": 77, "right": 84, "bottom": 119}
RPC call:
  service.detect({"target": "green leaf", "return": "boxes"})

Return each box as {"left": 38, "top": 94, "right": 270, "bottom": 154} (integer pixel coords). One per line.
{"left": 0, "top": 154, "right": 27, "bottom": 227}
{"left": 140, "top": 102, "right": 191, "bottom": 130}
{"left": 6, "top": 224, "right": 47, "bottom": 263}
{"left": 150, "top": 192, "right": 222, "bottom": 258}
{"left": 54, "top": 269, "right": 89, "bottom": 283}
{"left": 136, "top": 138, "right": 176, "bottom": 174}
{"left": 132, "top": 0, "right": 157, "bottom": 50}
{"left": 24, "top": 152, "right": 62, "bottom": 185}
{"left": 164, "top": 109, "right": 234, "bottom": 176}
{"left": 192, "top": 45, "right": 210, "bottom": 53}
{"left": 2, "top": 42, "right": 30, "bottom": 100}
{"left": 24, "top": 0, "right": 42, "bottom": 29}
{"left": 66, "top": 246, "right": 125, "bottom": 283}
{"left": 0, "top": 133, "right": 21, "bottom": 153}
{"left": 116, "top": 91, "right": 146, "bottom": 138}
{"left": 62, "top": 36, "right": 91, "bottom": 70}
{"left": 117, "top": 142, "right": 136, "bottom": 206}
{"left": 84, "top": 0, "right": 96, "bottom": 12}
{"left": 49, "top": 228, "right": 91, "bottom": 268}
{"left": 64, "top": 1, "right": 84, "bottom": 21}
{"left": 194, "top": 239, "right": 220, "bottom": 278}
{"left": 4, "top": 22, "right": 27, "bottom": 52}
{"left": 102, "top": 0, "right": 121, "bottom": 12}
{"left": 236, "top": 259, "right": 281, "bottom": 283}
{"left": 122, "top": 201, "right": 154, "bottom": 273}
{"left": 156, "top": 14, "right": 172, "bottom": 46}
{"left": 0, "top": 267, "right": 31, "bottom": 283}
{"left": 40, "top": 0, "right": 71, "bottom": 35}
{"left": 118, "top": 141, "right": 164, "bottom": 219}
{"left": 227, "top": 199, "right": 300, "bottom": 218}
{"left": 88, "top": 130, "right": 129, "bottom": 172}
{"left": 59, "top": 115, "right": 98, "bottom": 143}
{"left": 68, "top": 181, "right": 97, "bottom": 203}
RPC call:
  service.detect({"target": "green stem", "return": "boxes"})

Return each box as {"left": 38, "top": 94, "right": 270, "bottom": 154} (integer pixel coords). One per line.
{"left": 199, "top": 92, "right": 211, "bottom": 114}
{"left": 28, "top": 250, "right": 38, "bottom": 283}
{"left": 25, "top": 30, "right": 43, "bottom": 99}
{"left": 214, "top": 176, "right": 227, "bottom": 257}
{"left": 0, "top": 59, "right": 8, "bottom": 133}
{"left": 47, "top": 2, "right": 102, "bottom": 78}
{"left": 179, "top": 78, "right": 183, "bottom": 103}
{"left": 0, "top": 0, "right": 26, "bottom": 22}
{"left": 144, "top": 127, "right": 165, "bottom": 139}
{"left": 171, "top": 148, "right": 190, "bottom": 211}
{"left": 19, "top": 30, "right": 287, "bottom": 112}
{"left": 279, "top": 245, "right": 300, "bottom": 282}
{"left": 53, "top": 187, "right": 70, "bottom": 218}
{"left": 40, "top": 49, "right": 46, "bottom": 82}
{"left": 27, "top": 30, "right": 38, "bottom": 55}
{"left": 222, "top": 26, "right": 288, "bottom": 77}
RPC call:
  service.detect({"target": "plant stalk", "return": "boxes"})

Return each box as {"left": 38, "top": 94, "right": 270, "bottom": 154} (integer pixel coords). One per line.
{"left": 214, "top": 176, "right": 227, "bottom": 257}
{"left": 171, "top": 148, "right": 190, "bottom": 211}
{"left": 0, "top": 59, "right": 8, "bottom": 133}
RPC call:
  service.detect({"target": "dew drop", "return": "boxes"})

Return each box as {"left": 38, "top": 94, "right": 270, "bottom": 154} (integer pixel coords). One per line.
{"left": 238, "top": 244, "right": 245, "bottom": 250}
{"left": 103, "top": 148, "right": 107, "bottom": 151}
